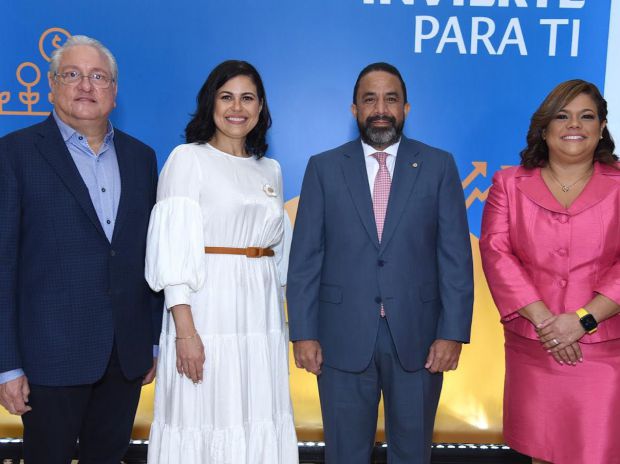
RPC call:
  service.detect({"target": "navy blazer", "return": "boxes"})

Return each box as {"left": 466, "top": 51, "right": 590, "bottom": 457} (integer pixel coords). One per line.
{"left": 0, "top": 116, "right": 163, "bottom": 386}
{"left": 287, "top": 137, "right": 474, "bottom": 372}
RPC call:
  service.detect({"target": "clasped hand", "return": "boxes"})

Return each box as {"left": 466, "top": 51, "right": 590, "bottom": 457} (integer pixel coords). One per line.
{"left": 536, "top": 313, "right": 586, "bottom": 365}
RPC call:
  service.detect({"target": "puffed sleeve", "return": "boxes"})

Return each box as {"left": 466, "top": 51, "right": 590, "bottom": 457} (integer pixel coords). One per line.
{"left": 271, "top": 160, "right": 292, "bottom": 287}
{"left": 479, "top": 170, "right": 542, "bottom": 321}
{"left": 145, "top": 145, "right": 206, "bottom": 309}
{"left": 275, "top": 212, "right": 292, "bottom": 287}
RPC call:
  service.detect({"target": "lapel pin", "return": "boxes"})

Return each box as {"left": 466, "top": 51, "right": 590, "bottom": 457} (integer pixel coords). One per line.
{"left": 411, "top": 162, "right": 418, "bottom": 168}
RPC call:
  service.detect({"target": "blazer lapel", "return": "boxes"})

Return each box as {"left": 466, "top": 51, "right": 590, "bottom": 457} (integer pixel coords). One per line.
{"left": 379, "top": 139, "right": 421, "bottom": 251}
{"left": 111, "top": 133, "right": 134, "bottom": 244}
{"left": 516, "top": 163, "right": 620, "bottom": 215}
{"left": 341, "top": 142, "right": 380, "bottom": 249}
{"left": 515, "top": 167, "right": 565, "bottom": 213}
{"left": 568, "top": 162, "right": 620, "bottom": 215}
{"left": 36, "top": 116, "right": 107, "bottom": 240}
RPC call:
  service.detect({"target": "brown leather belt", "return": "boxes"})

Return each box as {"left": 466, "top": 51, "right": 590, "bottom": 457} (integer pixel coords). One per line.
{"left": 204, "top": 246, "right": 274, "bottom": 258}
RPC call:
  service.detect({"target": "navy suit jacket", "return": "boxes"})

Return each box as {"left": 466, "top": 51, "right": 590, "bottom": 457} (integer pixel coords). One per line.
{"left": 0, "top": 116, "right": 163, "bottom": 386}
{"left": 287, "top": 137, "right": 474, "bottom": 372}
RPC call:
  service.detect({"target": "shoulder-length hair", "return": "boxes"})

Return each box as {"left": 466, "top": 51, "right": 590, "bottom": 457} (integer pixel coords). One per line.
{"left": 185, "top": 60, "right": 271, "bottom": 158}
{"left": 520, "top": 79, "right": 617, "bottom": 168}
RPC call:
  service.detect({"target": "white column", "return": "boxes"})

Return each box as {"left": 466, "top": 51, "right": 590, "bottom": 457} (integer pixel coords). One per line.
{"left": 605, "top": 0, "right": 620, "bottom": 135}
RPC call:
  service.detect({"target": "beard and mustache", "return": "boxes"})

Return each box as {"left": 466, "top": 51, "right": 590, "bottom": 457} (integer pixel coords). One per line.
{"left": 358, "top": 114, "right": 403, "bottom": 148}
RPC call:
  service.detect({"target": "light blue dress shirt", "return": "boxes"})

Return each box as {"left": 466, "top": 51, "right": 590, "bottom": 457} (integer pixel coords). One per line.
{"left": 55, "top": 111, "right": 121, "bottom": 242}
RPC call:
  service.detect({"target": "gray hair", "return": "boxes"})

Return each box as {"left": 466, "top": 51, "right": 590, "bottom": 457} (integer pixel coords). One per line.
{"left": 49, "top": 35, "right": 118, "bottom": 81}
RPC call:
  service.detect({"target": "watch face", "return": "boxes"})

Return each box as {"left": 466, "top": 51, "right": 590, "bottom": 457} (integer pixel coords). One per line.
{"left": 580, "top": 314, "right": 598, "bottom": 331}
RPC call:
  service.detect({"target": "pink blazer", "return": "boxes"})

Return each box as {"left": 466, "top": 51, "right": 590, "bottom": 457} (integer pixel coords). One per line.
{"left": 480, "top": 162, "right": 620, "bottom": 342}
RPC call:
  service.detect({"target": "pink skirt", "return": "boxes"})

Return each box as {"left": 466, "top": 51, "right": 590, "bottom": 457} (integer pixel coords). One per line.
{"left": 504, "top": 329, "right": 620, "bottom": 464}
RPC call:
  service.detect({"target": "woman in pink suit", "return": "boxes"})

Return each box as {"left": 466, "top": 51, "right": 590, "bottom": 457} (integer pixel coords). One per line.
{"left": 480, "top": 80, "right": 620, "bottom": 464}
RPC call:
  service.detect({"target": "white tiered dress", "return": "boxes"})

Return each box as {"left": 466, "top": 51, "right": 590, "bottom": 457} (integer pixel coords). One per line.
{"left": 145, "top": 143, "right": 298, "bottom": 464}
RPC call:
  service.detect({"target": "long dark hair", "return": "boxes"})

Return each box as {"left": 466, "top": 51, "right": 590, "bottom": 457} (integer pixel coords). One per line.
{"left": 520, "top": 79, "right": 617, "bottom": 168}
{"left": 185, "top": 60, "right": 272, "bottom": 158}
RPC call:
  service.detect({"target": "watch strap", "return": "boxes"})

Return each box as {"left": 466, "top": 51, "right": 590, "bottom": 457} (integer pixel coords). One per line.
{"left": 576, "top": 308, "right": 598, "bottom": 334}
{"left": 576, "top": 308, "right": 588, "bottom": 319}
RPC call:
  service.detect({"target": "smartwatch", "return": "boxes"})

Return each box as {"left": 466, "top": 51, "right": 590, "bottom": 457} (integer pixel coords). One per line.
{"left": 576, "top": 308, "right": 598, "bottom": 334}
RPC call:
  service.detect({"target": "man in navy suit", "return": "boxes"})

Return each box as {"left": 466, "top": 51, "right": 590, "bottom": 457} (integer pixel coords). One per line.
{"left": 287, "top": 63, "right": 473, "bottom": 463}
{"left": 0, "top": 35, "right": 162, "bottom": 463}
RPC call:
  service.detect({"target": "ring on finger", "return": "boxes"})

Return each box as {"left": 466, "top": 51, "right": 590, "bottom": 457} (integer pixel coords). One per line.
{"left": 552, "top": 338, "right": 560, "bottom": 346}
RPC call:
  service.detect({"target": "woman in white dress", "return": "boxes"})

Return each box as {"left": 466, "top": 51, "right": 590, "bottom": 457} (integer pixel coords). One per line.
{"left": 145, "top": 60, "right": 298, "bottom": 464}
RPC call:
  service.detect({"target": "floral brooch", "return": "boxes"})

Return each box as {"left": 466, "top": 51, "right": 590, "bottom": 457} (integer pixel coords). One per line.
{"left": 263, "top": 184, "right": 277, "bottom": 197}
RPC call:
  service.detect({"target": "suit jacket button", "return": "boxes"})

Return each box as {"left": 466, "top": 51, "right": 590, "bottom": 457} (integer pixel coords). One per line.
{"left": 378, "top": 260, "right": 385, "bottom": 267}
{"left": 110, "top": 250, "right": 116, "bottom": 257}
{"left": 375, "top": 297, "right": 382, "bottom": 304}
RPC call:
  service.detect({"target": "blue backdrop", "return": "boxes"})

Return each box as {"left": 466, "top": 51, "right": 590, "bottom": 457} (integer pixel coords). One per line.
{"left": 1, "top": 0, "right": 614, "bottom": 237}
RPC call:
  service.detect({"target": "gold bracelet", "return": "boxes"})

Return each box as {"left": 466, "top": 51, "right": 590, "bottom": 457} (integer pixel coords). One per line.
{"left": 175, "top": 331, "right": 198, "bottom": 341}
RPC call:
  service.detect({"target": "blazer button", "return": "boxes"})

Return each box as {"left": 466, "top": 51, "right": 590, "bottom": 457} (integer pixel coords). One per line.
{"left": 556, "top": 248, "right": 567, "bottom": 257}
{"left": 375, "top": 297, "right": 382, "bottom": 304}
{"left": 110, "top": 250, "right": 116, "bottom": 257}
{"left": 378, "top": 260, "right": 385, "bottom": 267}
{"left": 559, "top": 279, "right": 567, "bottom": 288}
{"left": 558, "top": 215, "right": 569, "bottom": 224}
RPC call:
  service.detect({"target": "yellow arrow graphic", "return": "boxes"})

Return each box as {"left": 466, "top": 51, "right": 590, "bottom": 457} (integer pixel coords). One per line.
{"left": 465, "top": 186, "right": 491, "bottom": 209}
{"left": 461, "top": 161, "right": 487, "bottom": 189}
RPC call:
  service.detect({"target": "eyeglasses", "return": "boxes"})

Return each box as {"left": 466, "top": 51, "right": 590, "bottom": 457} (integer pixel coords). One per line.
{"left": 54, "top": 71, "right": 116, "bottom": 89}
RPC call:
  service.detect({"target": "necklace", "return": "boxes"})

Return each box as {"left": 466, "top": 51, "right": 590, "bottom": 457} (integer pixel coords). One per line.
{"left": 547, "top": 165, "right": 593, "bottom": 192}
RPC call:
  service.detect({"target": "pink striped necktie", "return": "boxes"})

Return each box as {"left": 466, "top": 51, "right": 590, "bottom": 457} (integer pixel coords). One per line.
{"left": 372, "top": 152, "right": 392, "bottom": 317}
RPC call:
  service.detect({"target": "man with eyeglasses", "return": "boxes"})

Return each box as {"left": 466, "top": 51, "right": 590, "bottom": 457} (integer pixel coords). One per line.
{"left": 0, "top": 35, "right": 163, "bottom": 463}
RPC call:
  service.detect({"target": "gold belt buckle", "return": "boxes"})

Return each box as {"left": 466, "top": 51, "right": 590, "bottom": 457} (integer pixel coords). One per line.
{"left": 245, "top": 247, "right": 262, "bottom": 258}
